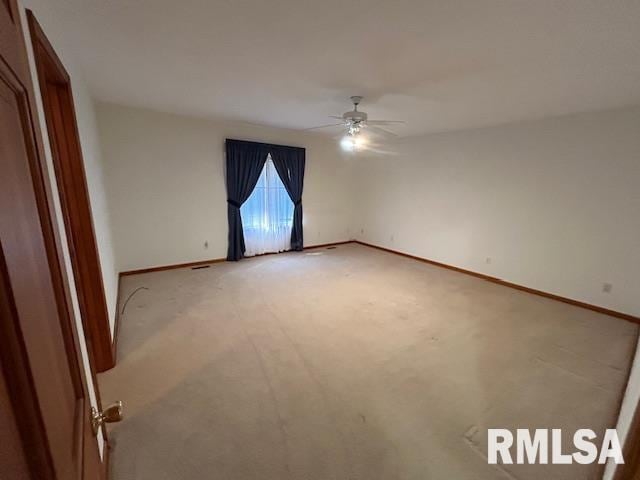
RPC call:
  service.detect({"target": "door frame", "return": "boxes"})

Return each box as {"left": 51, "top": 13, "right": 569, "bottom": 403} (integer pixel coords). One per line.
{"left": 27, "top": 11, "right": 115, "bottom": 373}
{"left": 614, "top": 406, "right": 640, "bottom": 479}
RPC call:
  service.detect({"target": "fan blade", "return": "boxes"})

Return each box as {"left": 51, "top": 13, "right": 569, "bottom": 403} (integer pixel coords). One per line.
{"left": 329, "top": 115, "right": 345, "bottom": 120}
{"left": 366, "top": 120, "right": 406, "bottom": 125}
{"left": 303, "top": 123, "right": 344, "bottom": 131}
{"left": 363, "top": 146, "right": 399, "bottom": 156}
{"left": 367, "top": 125, "right": 398, "bottom": 138}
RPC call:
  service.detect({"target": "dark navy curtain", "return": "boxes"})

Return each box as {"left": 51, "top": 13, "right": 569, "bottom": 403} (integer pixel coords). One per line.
{"left": 225, "top": 140, "right": 268, "bottom": 260}
{"left": 225, "top": 139, "right": 306, "bottom": 260}
{"left": 270, "top": 145, "right": 305, "bottom": 251}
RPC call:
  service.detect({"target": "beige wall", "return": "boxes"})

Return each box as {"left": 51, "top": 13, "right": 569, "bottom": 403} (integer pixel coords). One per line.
{"left": 69, "top": 74, "right": 119, "bottom": 334}
{"left": 354, "top": 107, "right": 640, "bottom": 317}
{"left": 96, "top": 102, "right": 353, "bottom": 272}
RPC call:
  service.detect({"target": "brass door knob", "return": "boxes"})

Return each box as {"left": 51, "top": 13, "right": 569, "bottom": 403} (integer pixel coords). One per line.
{"left": 91, "top": 401, "right": 123, "bottom": 435}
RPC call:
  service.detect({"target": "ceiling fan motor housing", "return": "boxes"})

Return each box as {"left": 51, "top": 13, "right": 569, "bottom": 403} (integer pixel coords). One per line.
{"left": 344, "top": 95, "right": 367, "bottom": 124}
{"left": 343, "top": 110, "right": 368, "bottom": 123}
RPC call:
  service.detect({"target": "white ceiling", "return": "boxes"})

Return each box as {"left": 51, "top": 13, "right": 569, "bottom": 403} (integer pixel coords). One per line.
{"left": 32, "top": 0, "right": 640, "bottom": 136}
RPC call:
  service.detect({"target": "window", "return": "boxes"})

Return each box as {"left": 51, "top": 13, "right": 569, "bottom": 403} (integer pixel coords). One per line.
{"left": 241, "top": 155, "right": 294, "bottom": 256}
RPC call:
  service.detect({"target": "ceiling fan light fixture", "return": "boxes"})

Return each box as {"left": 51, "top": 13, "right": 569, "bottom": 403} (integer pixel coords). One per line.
{"left": 340, "top": 132, "right": 366, "bottom": 152}
{"left": 305, "top": 96, "right": 405, "bottom": 150}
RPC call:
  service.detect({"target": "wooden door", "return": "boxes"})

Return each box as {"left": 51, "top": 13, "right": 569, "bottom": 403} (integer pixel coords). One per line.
{"left": 0, "top": 1, "right": 105, "bottom": 479}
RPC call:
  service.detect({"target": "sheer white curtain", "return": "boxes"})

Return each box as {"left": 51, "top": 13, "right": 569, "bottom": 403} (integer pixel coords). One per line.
{"left": 241, "top": 155, "right": 294, "bottom": 256}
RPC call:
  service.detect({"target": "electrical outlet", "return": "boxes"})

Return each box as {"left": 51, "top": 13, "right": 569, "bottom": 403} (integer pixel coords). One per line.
{"left": 602, "top": 282, "right": 613, "bottom": 293}
{"left": 485, "top": 257, "right": 492, "bottom": 264}
{"left": 204, "top": 240, "right": 209, "bottom": 249}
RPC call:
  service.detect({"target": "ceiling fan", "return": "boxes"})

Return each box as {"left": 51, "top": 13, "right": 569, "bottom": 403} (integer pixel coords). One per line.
{"left": 305, "top": 96, "right": 405, "bottom": 150}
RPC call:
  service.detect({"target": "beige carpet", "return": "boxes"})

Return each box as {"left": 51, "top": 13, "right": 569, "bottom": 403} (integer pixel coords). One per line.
{"left": 99, "top": 243, "right": 637, "bottom": 480}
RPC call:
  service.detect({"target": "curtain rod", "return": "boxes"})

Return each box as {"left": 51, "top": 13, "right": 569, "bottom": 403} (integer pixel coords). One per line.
{"left": 225, "top": 138, "right": 305, "bottom": 152}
